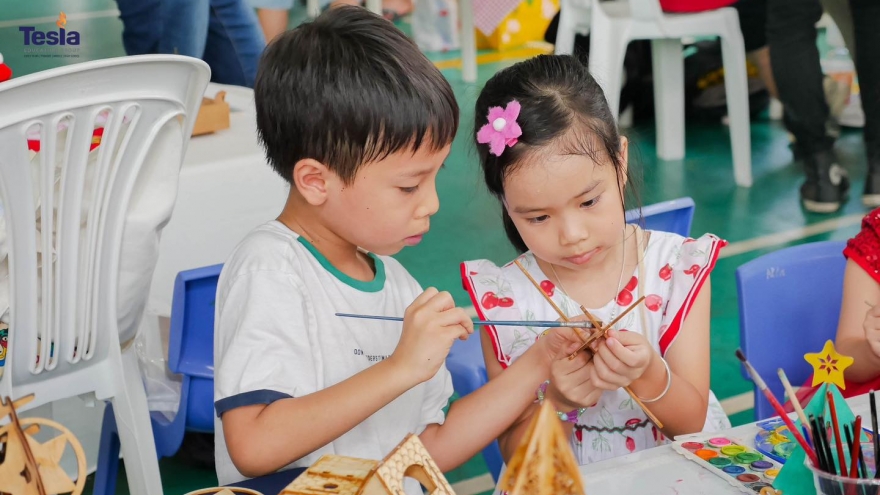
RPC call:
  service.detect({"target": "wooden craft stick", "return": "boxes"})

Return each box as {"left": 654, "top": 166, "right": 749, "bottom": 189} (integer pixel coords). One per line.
{"left": 512, "top": 260, "right": 663, "bottom": 429}
{"left": 569, "top": 296, "right": 647, "bottom": 358}
{"left": 579, "top": 305, "right": 603, "bottom": 331}
{"left": 513, "top": 259, "right": 569, "bottom": 318}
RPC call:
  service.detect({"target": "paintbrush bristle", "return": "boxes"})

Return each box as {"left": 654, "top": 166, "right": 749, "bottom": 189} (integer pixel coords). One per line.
{"left": 735, "top": 348, "right": 768, "bottom": 390}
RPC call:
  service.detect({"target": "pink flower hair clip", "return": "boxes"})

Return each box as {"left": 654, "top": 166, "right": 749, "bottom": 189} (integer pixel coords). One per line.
{"left": 477, "top": 100, "right": 522, "bottom": 157}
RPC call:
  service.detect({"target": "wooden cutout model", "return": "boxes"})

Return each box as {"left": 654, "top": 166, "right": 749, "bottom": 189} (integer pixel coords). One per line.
{"left": 192, "top": 91, "right": 231, "bottom": 136}
{"left": 499, "top": 400, "right": 586, "bottom": 495}
{"left": 281, "top": 433, "right": 454, "bottom": 495}
{"left": 0, "top": 395, "right": 87, "bottom": 495}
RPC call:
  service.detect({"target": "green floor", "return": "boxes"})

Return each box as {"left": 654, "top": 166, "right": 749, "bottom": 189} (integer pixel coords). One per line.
{"left": 1, "top": 2, "right": 873, "bottom": 494}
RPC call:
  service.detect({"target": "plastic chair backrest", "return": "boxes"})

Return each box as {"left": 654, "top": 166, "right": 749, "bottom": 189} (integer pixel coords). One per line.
{"left": 736, "top": 240, "right": 847, "bottom": 420}
{"left": 0, "top": 55, "right": 210, "bottom": 408}
{"left": 622, "top": 0, "right": 664, "bottom": 21}
{"left": 168, "top": 264, "right": 224, "bottom": 379}
{"left": 625, "top": 197, "right": 695, "bottom": 237}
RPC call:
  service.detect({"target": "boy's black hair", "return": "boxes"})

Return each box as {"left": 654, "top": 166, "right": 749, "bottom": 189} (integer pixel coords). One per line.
{"left": 473, "top": 54, "right": 640, "bottom": 253}
{"left": 254, "top": 6, "right": 459, "bottom": 184}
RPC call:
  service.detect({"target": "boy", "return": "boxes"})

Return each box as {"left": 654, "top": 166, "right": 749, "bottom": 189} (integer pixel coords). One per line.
{"left": 214, "top": 6, "right": 584, "bottom": 489}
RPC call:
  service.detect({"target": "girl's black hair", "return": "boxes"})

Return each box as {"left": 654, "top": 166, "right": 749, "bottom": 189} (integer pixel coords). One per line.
{"left": 473, "top": 54, "right": 640, "bottom": 253}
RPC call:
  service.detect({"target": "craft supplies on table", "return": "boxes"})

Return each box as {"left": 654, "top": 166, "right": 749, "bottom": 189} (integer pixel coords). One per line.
{"left": 673, "top": 434, "right": 782, "bottom": 493}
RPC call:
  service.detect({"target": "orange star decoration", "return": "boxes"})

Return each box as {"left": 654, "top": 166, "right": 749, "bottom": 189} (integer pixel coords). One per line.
{"left": 805, "top": 340, "right": 854, "bottom": 389}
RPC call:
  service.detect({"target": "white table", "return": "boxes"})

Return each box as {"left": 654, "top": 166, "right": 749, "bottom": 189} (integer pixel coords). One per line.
{"left": 146, "top": 83, "right": 288, "bottom": 318}
{"left": 579, "top": 394, "right": 872, "bottom": 494}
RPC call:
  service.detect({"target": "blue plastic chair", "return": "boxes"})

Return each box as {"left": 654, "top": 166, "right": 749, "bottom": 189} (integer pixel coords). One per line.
{"left": 94, "top": 264, "right": 223, "bottom": 495}
{"left": 736, "top": 241, "right": 846, "bottom": 420}
{"left": 624, "top": 197, "right": 695, "bottom": 237}
{"left": 446, "top": 197, "right": 697, "bottom": 481}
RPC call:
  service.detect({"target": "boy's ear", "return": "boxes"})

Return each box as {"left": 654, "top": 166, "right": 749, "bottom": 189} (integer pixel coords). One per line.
{"left": 292, "top": 158, "right": 333, "bottom": 205}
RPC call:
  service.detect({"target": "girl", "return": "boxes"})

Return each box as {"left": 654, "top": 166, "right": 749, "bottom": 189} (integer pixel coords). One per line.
{"left": 461, "top": 55, "right": 731, "bottom": 465}
{"left": 790, "top": 207, "right": 880, "bottom": 408}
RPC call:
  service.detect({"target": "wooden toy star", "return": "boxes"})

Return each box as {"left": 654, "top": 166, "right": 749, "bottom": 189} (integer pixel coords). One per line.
{"left": 805, "top": 340, "right": 854, "bottom": 389}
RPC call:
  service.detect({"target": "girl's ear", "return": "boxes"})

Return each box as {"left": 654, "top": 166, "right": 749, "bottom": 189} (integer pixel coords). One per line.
{"left": 619, "top": 136, "right": 629, "bottom": 187}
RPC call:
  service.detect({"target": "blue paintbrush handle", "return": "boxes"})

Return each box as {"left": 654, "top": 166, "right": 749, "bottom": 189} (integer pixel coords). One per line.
{"left": 334, "top": 313, "right": 595, "bottom": 328}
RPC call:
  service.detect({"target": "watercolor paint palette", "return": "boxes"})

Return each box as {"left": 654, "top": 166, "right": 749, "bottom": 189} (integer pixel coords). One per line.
{"left": 753, "top": 417, "right": 878, "bottom": 466}
{"left": 754, "top": 417, "right": 796, "bottom": 464}
{"left": 673, "top": 435, "right": 783, "bottom": 494}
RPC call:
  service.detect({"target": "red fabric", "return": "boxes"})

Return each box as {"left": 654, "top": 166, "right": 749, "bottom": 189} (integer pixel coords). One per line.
{"left": 844, "top": 208, "right": 880, "bottom": 285}
{"left": 781, "top": 209, "right": 880, "bottom": 411}
{"left": 660, "top": 0, "right": 737, "bottom": 13}
{"left": 786, "top": 375, "right": 880, "bottom": 412}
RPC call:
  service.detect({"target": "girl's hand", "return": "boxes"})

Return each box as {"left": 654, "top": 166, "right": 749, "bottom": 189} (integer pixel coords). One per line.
{"left": 865, "top": 303, "right": 880, "bottom": 359}
{"left": 589, "top": 328, "right": 654, "bottom": 390}
{"left": 534, "top": 316, "right": 594, "bottom": 362}
{"left": 544, "top": 350, "right": 603, "bottom": 412}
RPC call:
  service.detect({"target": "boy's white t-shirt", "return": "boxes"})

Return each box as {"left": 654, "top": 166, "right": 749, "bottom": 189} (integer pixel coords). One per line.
{"left": 214, "top": 221, "right": 453, "bottom": 488}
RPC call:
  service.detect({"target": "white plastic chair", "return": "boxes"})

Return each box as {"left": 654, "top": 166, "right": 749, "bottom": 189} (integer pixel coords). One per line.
{"left": 0, "top": 55, "right": 210, "bottom": 495}
{"left": 459, "top": 0, "right": 478, "bottom": 82}
{"left": 555, "top": 0, "right": 753, "bottom": 187}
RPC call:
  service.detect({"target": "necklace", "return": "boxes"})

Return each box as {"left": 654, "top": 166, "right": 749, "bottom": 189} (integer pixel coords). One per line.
{"left": 549, "top": 225, "right": 630, "bottom": 326}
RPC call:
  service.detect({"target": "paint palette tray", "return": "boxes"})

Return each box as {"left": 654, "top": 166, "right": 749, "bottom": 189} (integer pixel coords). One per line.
{"left": 754, "top": 417, "right": 796, "bottom": 464}
{"left": 672, "top": 434, "right": 782, "bottom": 494}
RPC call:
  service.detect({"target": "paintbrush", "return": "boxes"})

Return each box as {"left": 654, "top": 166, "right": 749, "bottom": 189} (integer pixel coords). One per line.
{"left": 779, "top": 368, "right": 812, "bottom": 440}
{"left": 871, "top": 391, "right": 880, "bottom": 478}
{"left": 829, "top": 390, "right": 849, "bottom": 477}
{"left": 736, "top": 349, "right": 819, "bottom": 467}
{"left": 334, "top": 313, "right": 598, "bottom": 328}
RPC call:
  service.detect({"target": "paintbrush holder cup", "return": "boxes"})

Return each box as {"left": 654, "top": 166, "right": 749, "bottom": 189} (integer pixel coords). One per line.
{"left": 807, "top": 453, "right": 880, "bottom": 495}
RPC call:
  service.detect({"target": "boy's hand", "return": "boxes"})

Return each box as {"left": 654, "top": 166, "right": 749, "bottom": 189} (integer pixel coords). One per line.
{"left": 589, "top": 328, "right": 653, "bottom": 390}
{"left": 865, "top": 303, "right": 880, "bottom": 359}
{"left": 545, "top": 351, "right": 602, "bottom": 412}
{"left": 390, "top": 288, "right": 473, "bottom": 382}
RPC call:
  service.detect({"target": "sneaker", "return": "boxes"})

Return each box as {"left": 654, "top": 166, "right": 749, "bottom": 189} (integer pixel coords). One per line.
{"left": 800, "top": 149, "right": 849, "bottom": 213}
{"left": 865, "top": 160, "right": 880, "bottom": 208}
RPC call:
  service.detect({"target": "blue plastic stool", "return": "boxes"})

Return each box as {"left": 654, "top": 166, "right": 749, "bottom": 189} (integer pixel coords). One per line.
{"left": 94, "top": 264, "right": 223, "bottom": 495}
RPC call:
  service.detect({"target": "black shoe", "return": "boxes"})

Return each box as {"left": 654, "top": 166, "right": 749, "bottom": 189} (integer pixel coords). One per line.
{"left": 865, "top": 160, "right": 880, "bottom": 208}
{"left": 800, "top": 150, "right": 849, "bottom": 213}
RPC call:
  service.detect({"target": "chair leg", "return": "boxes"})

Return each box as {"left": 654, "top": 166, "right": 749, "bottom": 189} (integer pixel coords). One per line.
{"left": 554, "top": 0, "right": 580, "bottom": 56}
{"left": 113, "top": 348, "right": 163, "bottom": 495}
{"left": 652, "top": 38, "right": 685, "bottom": 160}
{"left": 306, "top": 0, "right": 320, "bottom": 18}
{"left": 365, "top": 0, "right": 382, "bottom": 15}
{"left": 459, "top": 0, "right": 477, "bottom": 83}
{"left": 719, "top": 16, "right": 753, "bottom": 187}
{"left": 93, "top": 404, "right": 122, "bottom": 495}
{"left": 588, "top": 15, "right": 628, "bottom": 120}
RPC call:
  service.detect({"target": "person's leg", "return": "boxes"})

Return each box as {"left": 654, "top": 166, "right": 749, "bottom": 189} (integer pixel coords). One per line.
{"left": 115, "top": 0, "right": 162, "bottom": 55}
{"left": 768, "top": 0, "right": 848, "bottom": 212}
{"left": 849, "top": 0, "right": 880, "bottom": 205}
{"left": 256, "top": 9, "right": 290, "bottom": 42}
{"left": 734, "top": 0, "right": 777, "bottom": 98}
{"left": 248, "top": 0, "right": 293, "bottom": 42}
{"left": 202, "top": 0, "right": 267, "bottom": 88}
{"left": 159, "top": 0, "right": 210, "bottom": 57}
